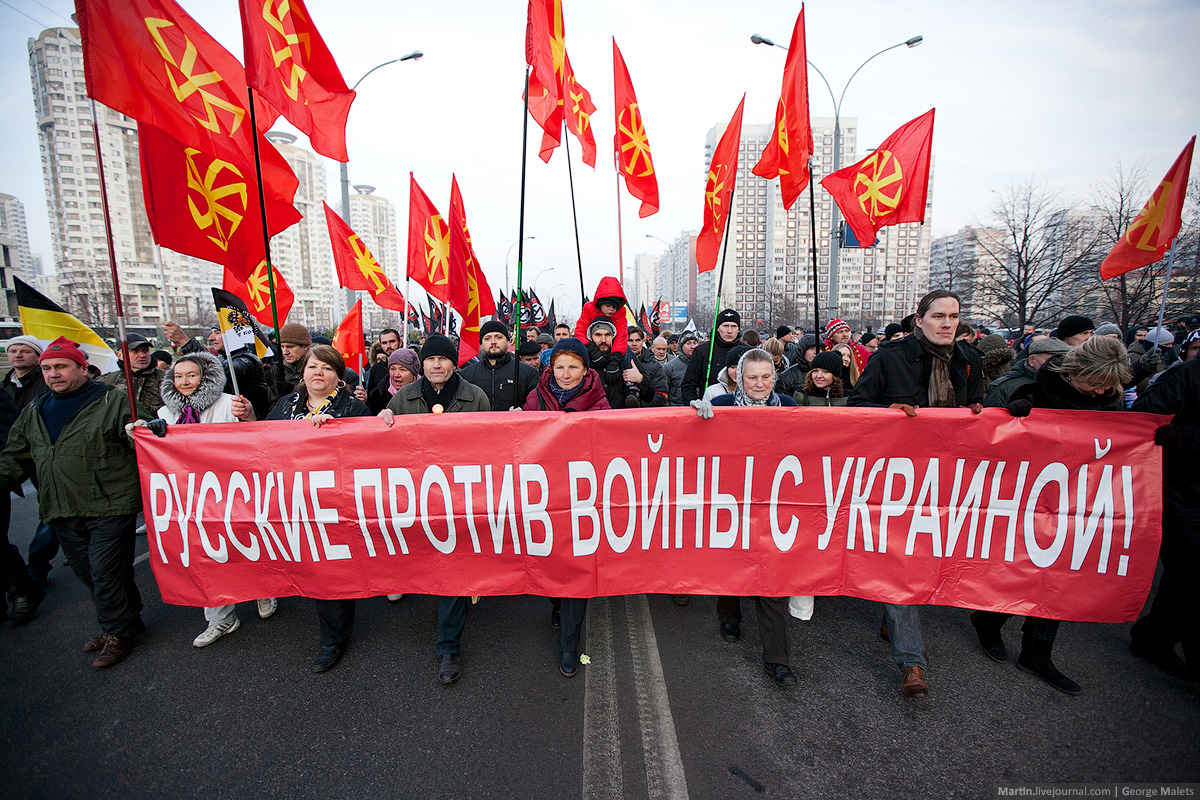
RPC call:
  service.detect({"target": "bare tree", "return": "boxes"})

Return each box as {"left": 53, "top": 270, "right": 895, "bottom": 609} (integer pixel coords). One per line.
{"left": 973, "top": 179, "right": 1103, "bottom": 329}
{"left": 1166, "top": 178, "right": 1200, "bottom": 321}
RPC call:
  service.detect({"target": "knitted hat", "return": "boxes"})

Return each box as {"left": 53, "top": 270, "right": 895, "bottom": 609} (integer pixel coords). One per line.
{"left": 860, "top": 331, "right": 877, "bottom": 346}
{"left": 587, "top": 316, "right": 617, "bottom": 339}
{"left": 518, "top": 341, "right": 541, "bottom": 357}
{"left": 311, "top": 335, "right": 332, "bottom": 346}
{"left": 279, "top": 323, "right": 311, "bottom": 347}
{"left": 1144, "top": 326, "right": 1175, "bottom": 347}
{"left": 810, "top": 351, "right": 844, "bottom": 375}
{"left": 38, "top": 336, "right": 88, "bottom": 367}
{"left": 716, "top": 309, "right": 741, "bottom": 328}
{"left": 479, "top": 319, "right": 510, "bottom": 340}
{"left": 776, "top": 326, "right": 792, "bottom": 339}
{"left": 387, "top": 347, "right": 420, "bottom": 376}
{"left": 679, "top": 331, "right": 699, "bottom": 347}
{"left": 883, "top": 323, "right": 904, "bottom": 340}
{"left": 900, "top": 314, "right": 917, "bottom": 333}
{"left": 824, "top": 318, "right": 850, "bottom": 337}
{"left": 977, "top": 334, "right": 1011, "bottom": 354}
{"left": 1093, "top": 322, "right": 1122, "bottom": 337}
{"left": 1028, "top": 338, "right": 1070, "bottom": 356}
{"left": 152, "top": 350, "right": 172, "bottom": 365}
{"left": 1056, "top": 315, "right": 1094, "bottom": 341}
{"left": 549, "top": 336, "right": 589, "bottom": 369}
{"left": 420, "top": 333, "right": 458, "bottom": 364}
{"left": 667, "top": 334, "right": 679, "bottom": 344}
{"left": 5, "top": 334, "right": 44, "bottom": 355}
{"left": 725, "top": 344, "right": 752, "bottom": 368}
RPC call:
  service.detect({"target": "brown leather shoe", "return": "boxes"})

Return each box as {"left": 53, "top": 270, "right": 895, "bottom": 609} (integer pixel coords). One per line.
{"left": 91, "top": 634, "right": 132, "bottom": 668}
{"left": 900, "top": 665, "right": 929, "bottom": 697}
{"left": 83, "top": 634, "right": 106, "bottom": 652}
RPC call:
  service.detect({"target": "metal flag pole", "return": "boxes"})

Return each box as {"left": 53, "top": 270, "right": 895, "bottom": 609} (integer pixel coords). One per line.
{"left": 703, "top": 187, "right": 736, "bottom": 384}
{"left": 88, "top": 101, "right": 137, "bottom": 418}
{"left": 515, "top": 66, "right": 532, "bottom": 388}
{"left": 245, "top": 87, "right": 286, "bottom": 390}
{"left": 402, "top": 276, "right": 411, "bottom": 344}
{"left": 1153, "top": 238, "right": 1178, "bottom": 337}
{"left": 807, "top": 164, "right": 822, "bottom": 345}
{"left": 563, "top": 120, "right": 587, "bottom": 304}
{"left": 614, "top": 149, "right": 625, "bottom": 287}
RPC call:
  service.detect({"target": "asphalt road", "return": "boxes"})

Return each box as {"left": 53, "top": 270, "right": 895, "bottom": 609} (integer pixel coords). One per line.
{"left": 2, "top": 488, "right": 1197, "bottom": 800}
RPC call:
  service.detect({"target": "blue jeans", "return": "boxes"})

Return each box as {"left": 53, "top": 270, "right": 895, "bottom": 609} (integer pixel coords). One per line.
{"left": 883, "top": 604, "right": 926, "bottom": 669}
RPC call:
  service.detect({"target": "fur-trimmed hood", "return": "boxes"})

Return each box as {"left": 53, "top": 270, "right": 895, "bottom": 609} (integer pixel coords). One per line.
{"left": 160, "top": 350, "right": 227, "bottom": 414}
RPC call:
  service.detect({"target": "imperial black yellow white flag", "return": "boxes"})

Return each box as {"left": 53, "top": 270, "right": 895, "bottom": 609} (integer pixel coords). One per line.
{"left": 212, "top": 288, "right": 270, "bottom": 359}
{"left": 15, "top": 277, "right": 118, "bottom": 373}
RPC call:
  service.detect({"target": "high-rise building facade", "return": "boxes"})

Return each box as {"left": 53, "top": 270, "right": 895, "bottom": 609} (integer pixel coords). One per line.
{"left": 348, "top": 184, "right": 401, "bottom": 333}
{"left": 930, "top": 226, "right": 1008, "bottom": 324}
{"left": 652, "top": 231, "right": 711, "bottom": 326}
{"left": 629, "top": 252, "right": 658, "bottom": 312}
{"left": 264, "top": 132, "right": 337, "bottom": 331}
{"left": 704, "top": 117, "right": 932, "bottom": 333}
{"left": 0, "top": 193, "right": 34, "bottom": 281}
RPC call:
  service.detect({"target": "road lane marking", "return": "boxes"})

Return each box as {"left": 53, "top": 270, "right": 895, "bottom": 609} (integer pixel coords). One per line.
{"left": 625, "top": 595, "right": 689, "bottom": 800}
{"left": 583, "top": 597, "right": 624, "bottom": 800}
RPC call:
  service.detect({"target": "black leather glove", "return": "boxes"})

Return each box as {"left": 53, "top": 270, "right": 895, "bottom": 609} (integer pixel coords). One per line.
{"left": 1007, "top": 398, "right": 1033, "bottom": 418}
{"left": 1154, "top": 425, "right": 1176, "bottom": 448}
{"left": 147, "top": 419, "right": 168, "bottom": 438}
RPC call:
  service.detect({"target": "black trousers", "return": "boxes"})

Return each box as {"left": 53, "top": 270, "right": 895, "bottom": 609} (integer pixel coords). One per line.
{"left": 973, "top": 610, "right": 1060, "bottom": 643}
{"left": 55, "top": 514, "right": 143, "bottom": 638}
{"left": 315, "top": 599, "right": 355, "bottom": 648}
{"left": 717, "top": 596, "right": 790, "bottom": 666}
{"left": 0, "top": 492, "right": 34, "bottom": 602}
{"left": 550, "top": 598, "right": 588, "bottom": 657}
{"left": 1131, "top": 495, "right": 1200, "bottom": 667}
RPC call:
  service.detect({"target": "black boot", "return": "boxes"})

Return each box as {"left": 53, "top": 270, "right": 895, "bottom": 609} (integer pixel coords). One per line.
{"left": 970, "top": 611, "right": 1008, "bottom": 662}
{"left": 1018, "top": 636, "right": 1081, "bottom": 695}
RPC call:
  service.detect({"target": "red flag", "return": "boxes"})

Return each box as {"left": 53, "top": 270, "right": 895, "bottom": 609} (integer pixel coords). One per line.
{"left": 76, "top": 0, "right": 279, "bottom": 163}
{"left": 612, "top": 39, "right": 659, "bottom": 217}
{"left": 820, "top": 109, "right": 935, "bottom": 247}
{"left": 406, "top": 174, "right": 457, "bottom": 304}
{"left": 138, "top": 123, "right": 301, "bottom": 282}
{"left": 238, "top": 0, "right": 355, "bottom": 162}
{"left": 1100, "top": 137, "right": 1195, "bottom": 280}
{"left": 332, "top": 299, "right": 365, "bottom": 369}
{"left": 525, "top": 0, "right": 565, "bottom": 161}
{"left": 752, "top": 7, "right": 814, "bottom": 209}
{"left": 563, "top": 52, "right": 597, "bottom": 168}
{"left": 222, "top": 260, "right": 294, "bottom": 326}
{"left": 697, "top": 95, "right": 745, "bottom": 273}
{"left": 323, "top": 202, "right": 407, "bottom": 312}
{"left": 449, "top": 177, "right": 495, "bottom": 366}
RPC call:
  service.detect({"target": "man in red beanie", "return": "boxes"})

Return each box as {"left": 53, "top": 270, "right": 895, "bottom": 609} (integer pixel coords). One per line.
{"left": 0, "top": 336, "right": 145, "bottom": 668}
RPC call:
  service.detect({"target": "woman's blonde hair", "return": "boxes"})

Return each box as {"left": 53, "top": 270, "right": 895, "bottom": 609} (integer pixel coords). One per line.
{"left": 1054, "top": 335, "right": 1130, "bottom": 389}
{"left": 832, "top": 343, "right": 861, "bottom": 386}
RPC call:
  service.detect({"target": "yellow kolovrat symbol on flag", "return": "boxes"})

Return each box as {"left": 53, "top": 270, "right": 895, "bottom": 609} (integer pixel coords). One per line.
{"left": 705, "top": 163, "right": 727, "bottom": 233}
{"left": 853, "top": 149, "right": 904, "bottom": 223}
{"left": 349, "top": 235, "right": 388, "bottom": 294}
{"left": 774, "top": 99, "right": 790, "bottom": 176}
{"left": 145, "top": 18, "right": 246, "bottom": 135}
{"left": 424, "top": 215, "right": 451, "bottom": 286}
{"left": 185, "top": 148, "right": 247, "bottom": 251}
{"left": 245, "top": 260, "right": 271, "bottom": 311}
{"left": 262, "top": 0, "right": 312, "bottom": 102}
{"left": 465, "top": 269, "right": 480, "bottom": 318}
{"left": 1125, "top": 180, "right": 1171, "bottom": 252}
{"left": 569, "top": 87, "right": 591, "bottom": 134}
{"left": 618, "top": 104, "right": 654, "bottom": 177}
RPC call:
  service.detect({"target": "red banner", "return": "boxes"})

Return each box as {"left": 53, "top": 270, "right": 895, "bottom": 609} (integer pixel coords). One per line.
{"left": 134, "top": 408, "right": 1164, "bottom": 623}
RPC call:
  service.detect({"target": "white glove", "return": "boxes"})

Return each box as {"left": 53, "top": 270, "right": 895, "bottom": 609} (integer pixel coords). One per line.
{"left": 690, "top": 398, "right": 714, "bottom": 419}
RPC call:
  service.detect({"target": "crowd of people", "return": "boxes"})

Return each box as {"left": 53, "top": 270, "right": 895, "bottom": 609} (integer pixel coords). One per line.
{"left": 0, "top": 282, "right": 1195, "bottom": 698}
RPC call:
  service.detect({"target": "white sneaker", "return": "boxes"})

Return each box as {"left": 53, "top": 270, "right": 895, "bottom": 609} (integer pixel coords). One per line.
{"left": 257, "top": 598, "right": 278, "bottom": 619}
{"left": 193, "top": 616, "right": 240, "bottom": 647}
{"left": 386, "top": 594, "right": 404, "bottom": 602}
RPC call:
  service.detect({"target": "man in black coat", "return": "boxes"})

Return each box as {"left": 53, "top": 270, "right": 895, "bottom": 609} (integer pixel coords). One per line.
{"left": 1131, "top": 357, "right": 1200, "bottom": 681}
{"left": 364, "top": 328, "right": 402, "bottom": 393}
{"left": 848, "top": 290, "right": 984, "bottom": 698}
{"left": 457, "top": 320, "right": 539, "bottom": 411}
{"left": 681, "top": 309, "right": 742, "bottom": 402}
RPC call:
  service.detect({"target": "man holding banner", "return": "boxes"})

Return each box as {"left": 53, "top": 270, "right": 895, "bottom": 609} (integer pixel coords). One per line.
{"left": 849, "top": 290, "right": 985, "bottom": 697}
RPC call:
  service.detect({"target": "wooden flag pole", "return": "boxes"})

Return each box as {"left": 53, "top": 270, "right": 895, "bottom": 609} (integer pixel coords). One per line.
{"left": 807, "top": 164, "right": 822, "bottom": 346}
{"left": 88, "top": 100, "right": 138, "bottom": 419}
{"left": 245, "top": 87, "right": 286, "bottom": 387}
{"left": 515, "top": 66, "right": 531, "bottom": 388}
{"left": 563, "top": 120, "right": 587, "bottom": 304}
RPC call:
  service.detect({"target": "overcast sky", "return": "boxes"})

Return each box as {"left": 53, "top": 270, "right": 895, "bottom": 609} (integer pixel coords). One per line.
{"left": 1, "top": 0, "right": 1197, "bottom": 318}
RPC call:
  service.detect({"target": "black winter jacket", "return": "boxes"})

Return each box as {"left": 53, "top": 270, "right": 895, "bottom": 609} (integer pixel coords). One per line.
{"left": 681, "top": 332, "right": 742, "bottom": 403}
{"left": 1133, "top": 357, "right": 1199, "bottom": 510}
{"left": 848, "top": 335, "right": 984, "bottom": 408}
{"left": 458, "top": 353, "right": 540, "bottom": 411}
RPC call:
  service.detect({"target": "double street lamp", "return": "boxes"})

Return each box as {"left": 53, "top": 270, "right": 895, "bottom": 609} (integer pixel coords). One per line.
{"left": 506, "top": 236, "right": 535, "bottom": 292}
{"left": 751, "top": 32, "right": 922, "bottom": 318}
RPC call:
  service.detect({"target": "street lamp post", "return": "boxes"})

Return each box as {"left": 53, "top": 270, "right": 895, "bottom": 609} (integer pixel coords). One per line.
{"left": 506, "top": 237, "right": 534, "bottom": 292}
{"left": 339, "top": 51, "right": 423, "bottom": 317}
{"left": 532, "top": 267, "right": 557, "bottom": 295}
{"left": 751, "top": 33, "right": 921, "bottom": 319}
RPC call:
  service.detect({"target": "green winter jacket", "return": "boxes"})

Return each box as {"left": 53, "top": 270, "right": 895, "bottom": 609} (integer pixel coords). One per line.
{"left": 0, "top": 383, "right": 140, "bottom": 520}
